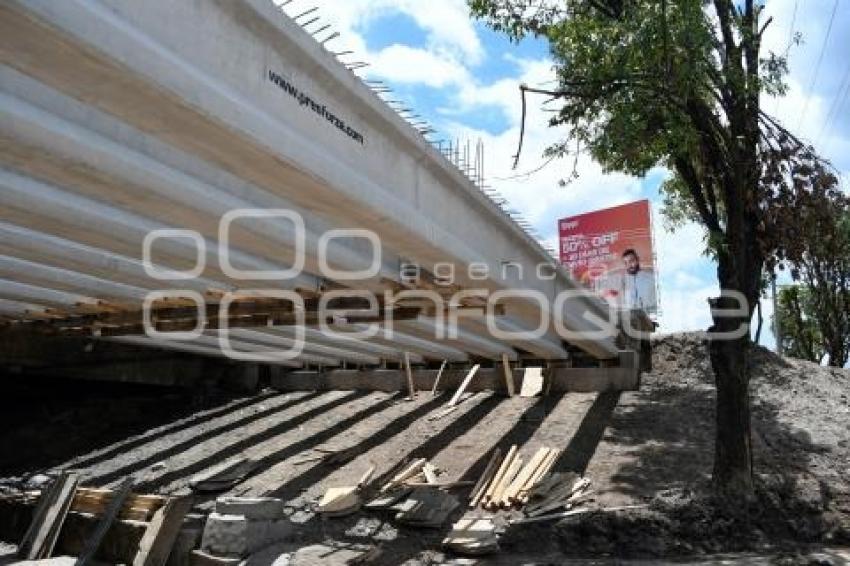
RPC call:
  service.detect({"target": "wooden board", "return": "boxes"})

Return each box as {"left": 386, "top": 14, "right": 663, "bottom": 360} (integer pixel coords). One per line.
{"left": 482, "top": 445, "right": 516, "bottom": 506}
{"left": 71, "top": 489, "right": 166, "bottom": 521}
{"left": 468, "top": 448, "right": 501, "bottom": 508}
{"left": 403, "top": 351, "right": 415, "bottom": 399}
{"left": 500, "top": 354, "right": 514, "bottom": 397}
{"left": 504, "top": 448, "right": 550, "bottom": 503}
{"left": 18, "top": 471, "right": 79, "bottom": 560}
{"left": 519, "top": 367, "right": 544, "bottom": 397}
{"left": 133, "top": 495, "right": 194, "bottom": 566}
{"left": 447, "top": 364, "right": 480, "bottom": 406}
{"left": 430, "top": 360, "right": 447, "bottom": 395}
{"left": 76, "top": 477, "right": 133, "bottom": 565}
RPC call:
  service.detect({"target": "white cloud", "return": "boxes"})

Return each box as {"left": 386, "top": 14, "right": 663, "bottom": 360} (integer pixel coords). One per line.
{"left": 367, "top": 45, "right": 471, "bottom": 88}
{"left": 277, "top": 0, "right": 483, "bottom": 88}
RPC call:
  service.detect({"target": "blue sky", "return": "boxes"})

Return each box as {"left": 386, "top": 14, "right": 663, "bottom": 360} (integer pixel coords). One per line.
{"left": 279, "top": 0, "right": 849, "bottom": 347}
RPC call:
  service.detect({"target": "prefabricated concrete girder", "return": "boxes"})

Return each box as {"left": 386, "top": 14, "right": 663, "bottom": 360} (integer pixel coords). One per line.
{"left": 0, "top": 254, "right": 150, "bottom": 303}
{"left": 0, "top": 297, "right": 48, "bottom": 316}
{"left": 0, "top": 168, "right": 322, "bottom": 291}
{"left": 210, "top": 328, "right": 382, "bottom": 366}
{"left": 344, "top": 323, "right": 470, "bottom": 363}
{"left": 0, "top": 221, "right": 226, "bottom": 295}
{"left": 0, "top": 279, "right": 96, "bottom": 311}
{"left": 191, "top": 332, "right": 340, "bottom": 367}
{"left": 107, "top": 335, "right": 302, "bottom": 367}
{"left": 0, "top": 72, "right": 576, "bottom": 360}
{"left": 395, "top": 317, "right": 518, "bottom": 361}
{"left": 261, "top": 325, "right": 425, "bottom": 364}
{"left": 0, "top": 89, "right": 397, "bottom": 287}
{"left": 0, "top": 0, "right": 618, "bottom": 359}
{"left": 455, "top": 315, "right": 569, "bottom": 359}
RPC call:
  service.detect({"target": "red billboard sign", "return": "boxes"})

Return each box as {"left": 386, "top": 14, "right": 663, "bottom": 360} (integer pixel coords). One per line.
{"left": 558, "top": 199, "right": 657, "bottom": 313}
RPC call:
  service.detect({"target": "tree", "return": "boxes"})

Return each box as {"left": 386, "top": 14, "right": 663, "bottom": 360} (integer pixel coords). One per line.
{"left": 775, "top": 285, "right": 824, "bottom": 364}
{"left": 779, "top": 202, "right": 850, "bottom": 367}
{"left": 469, "top": 0, "right": 840, "bottom": 498}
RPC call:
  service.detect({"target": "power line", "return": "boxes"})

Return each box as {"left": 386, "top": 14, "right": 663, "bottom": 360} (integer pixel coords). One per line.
{"left": 796, "top": 0, "right": 839, "bottom": 132}
{"left": 817, "top": 59, "right": 850, "bottom": 146}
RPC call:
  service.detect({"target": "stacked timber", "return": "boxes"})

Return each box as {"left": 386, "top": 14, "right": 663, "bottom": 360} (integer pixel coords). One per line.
{"left": 468, "top": 446, "right": 567, "bottom": 510}
{"left": 72, "top": 487, "right": 167, "bottom": 522}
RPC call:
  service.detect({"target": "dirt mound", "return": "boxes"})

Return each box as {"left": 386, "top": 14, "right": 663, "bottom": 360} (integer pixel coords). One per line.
{"left": 548, "top": 332, "right": 850, "bottom": 557}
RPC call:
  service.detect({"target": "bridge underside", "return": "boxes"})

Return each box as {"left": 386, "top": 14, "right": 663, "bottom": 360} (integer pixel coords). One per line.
{"left": 0, "top": 0, "right": 646, "bottom": 380}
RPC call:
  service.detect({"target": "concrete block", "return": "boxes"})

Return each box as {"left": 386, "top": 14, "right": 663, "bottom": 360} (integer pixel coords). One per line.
{"left": 214, "top": 497, "right": 284, "bottom": 520}
{"left": 200, "top": 512, "right": 292, "bottom": 558}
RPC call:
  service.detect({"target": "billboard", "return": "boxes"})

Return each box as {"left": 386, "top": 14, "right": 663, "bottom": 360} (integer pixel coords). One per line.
{"left": 558, "top": 199, "right": 657, "bottom": 313}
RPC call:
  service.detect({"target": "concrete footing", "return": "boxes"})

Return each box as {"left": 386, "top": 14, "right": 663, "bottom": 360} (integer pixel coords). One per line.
{"left": 270, "top": 354, "right": 639, "bottom": 394}
{"left": 200, "top": 497, "right": 291, "bottom": 558}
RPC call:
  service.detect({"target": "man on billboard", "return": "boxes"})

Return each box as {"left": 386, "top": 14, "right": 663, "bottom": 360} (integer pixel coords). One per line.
{"left": 618, "top": 248, "right": 656, "bottom": 311}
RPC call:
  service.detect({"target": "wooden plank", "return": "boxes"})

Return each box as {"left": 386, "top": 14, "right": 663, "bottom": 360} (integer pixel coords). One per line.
{"left": 19, "top": 471, "right": 79, "bottom": 560}
{"left": 75, "top": 488, "right": 165, "bottom": 508}
{"left": 508, "top": 505, "right": 646, "bottom": 525}
{"left": 519, "top": 367, "right": 544, "bottom": 397}
{"left": 132, "top": 495, "right": 194, "bottom": 566}
{"left": 18, "top": 472, "right": 67, "bottom": 559}
{"left": 481, "top": 445, "right": 516, "bottom": 506}
{"left": 382, "top": 458, "right": 427, "bottom": 492}
{"left": 447, "top": 364, "right": 480, "bottom": 407}
{"left": 521, "top": 449, "right": 560, "bottom": 501}
{"left": 490, "top": 457, "right": 522, "bottom": 508}
{"left": 527, "top": 490, "right": 594, "bottom": 517}
{"left": 423, "top": 463, "right": 438, "bottom": 485}
{"left": 468, "top": 448, "right": 501, "bottom": 508}
{"left": 504, "top": 448, "right": 550, "bottom": 503}
{"left": 500, "top": 354, "right": 514, "bottom": 397}
{"left": 403, "top": 351, "right": 415, "bottom": 400}
{"left": 430, "top": 360, "right": 447, "bottom": 395}
{"left": 75, "top": 477, "right": 133, "bottom": 565}
{"left": 526, "top": 477, "right": 590, "bottom": 515}
{"left": 41, "top": 476, "right": 79, "bottom": 560}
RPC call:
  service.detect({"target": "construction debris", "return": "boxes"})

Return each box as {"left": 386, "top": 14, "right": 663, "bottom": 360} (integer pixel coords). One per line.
{"left": 292, "top": 446, "right": 358, "bottom": 466}
{"left": 392, "top": 486, "right": 459, "bottom": 528}
{"left": 467, "top": 445, "right": 589, "bottom": 516}
{"left": 363, "top": 488, "right": 411, "bottom": 510}
{"left": 443, "top": 516, "right": 499, "bottom": 555}
{"left": 508, "top": 504, "right": 647, "bottom": 525}
{"left": 190, "top": 458, "right": 258, "bottom": 493}
{"left": 317, "top": 465, "right": 376, "bottom": 517}
{"left": 380, "top": 458, "right": 427, "bottom": 493}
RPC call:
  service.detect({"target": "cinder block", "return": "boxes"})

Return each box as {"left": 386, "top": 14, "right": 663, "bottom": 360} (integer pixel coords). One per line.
{"left": 200, "top": 513, "right": 292, "bottom": 558}
{"left": 214, "top": 497, "right": 284, "bottom": 520}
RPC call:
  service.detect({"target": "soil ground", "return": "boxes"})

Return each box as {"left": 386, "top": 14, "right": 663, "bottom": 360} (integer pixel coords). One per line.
{"left": 0, "top": 333, "right": 848, "bottom": 564}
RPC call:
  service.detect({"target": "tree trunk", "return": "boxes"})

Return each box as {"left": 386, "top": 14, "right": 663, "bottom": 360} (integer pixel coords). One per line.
{"left": 709, "top": 246, "right": 757, "bottom": 500}
{"left": 709, "top": 329, "right": 754, "bottom": 500}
